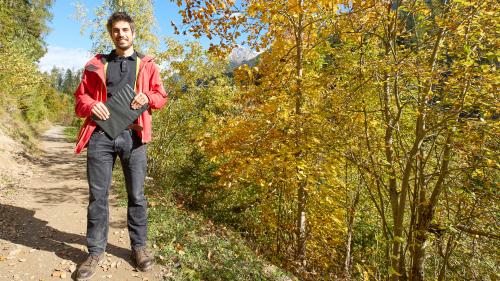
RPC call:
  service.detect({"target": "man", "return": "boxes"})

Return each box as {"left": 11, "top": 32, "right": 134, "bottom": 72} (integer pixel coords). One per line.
{"left": 73, "top": 11, "right": 167, "bottom": 280}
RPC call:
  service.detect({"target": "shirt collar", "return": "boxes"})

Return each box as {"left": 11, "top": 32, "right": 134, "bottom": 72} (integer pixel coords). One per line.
{"left": 108, "top": 50, "right": 137, "bottom": 62}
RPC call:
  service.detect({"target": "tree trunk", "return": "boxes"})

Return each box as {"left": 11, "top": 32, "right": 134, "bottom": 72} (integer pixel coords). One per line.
{"left": 296, "top": 182, "right": 307, "bottom": 263}
{"left": 344, "top": 186, "right": 360, "bottom": 278}
{"left": 411, "top": 135, "right": 451, "bottom": 280}
{"left": 294, "top": 0, "right": 307, "bottom": 265}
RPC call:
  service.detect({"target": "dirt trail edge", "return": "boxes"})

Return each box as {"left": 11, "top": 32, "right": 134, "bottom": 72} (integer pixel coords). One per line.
{"left": 0, "top": 125, "right": 166, "bottom": 281}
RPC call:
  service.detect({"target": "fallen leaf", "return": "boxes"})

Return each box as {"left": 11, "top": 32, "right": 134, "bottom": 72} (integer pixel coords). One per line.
{"left": 51, "top": 271, "right": 63, "bottom": 277}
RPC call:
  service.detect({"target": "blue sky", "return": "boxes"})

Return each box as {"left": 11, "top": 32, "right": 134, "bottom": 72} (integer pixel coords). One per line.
{"left": 39, "top": 0, "right": 209, "bottom": 72}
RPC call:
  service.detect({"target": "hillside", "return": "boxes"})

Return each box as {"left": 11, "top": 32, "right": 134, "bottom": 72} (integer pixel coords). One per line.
{"left": 0, "top": 124, "right": 297, "bottom": 280}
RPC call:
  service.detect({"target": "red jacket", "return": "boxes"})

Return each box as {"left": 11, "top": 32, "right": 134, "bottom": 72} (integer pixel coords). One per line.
{"left": 74, "top": 52, "right": 167, "bottom": 154}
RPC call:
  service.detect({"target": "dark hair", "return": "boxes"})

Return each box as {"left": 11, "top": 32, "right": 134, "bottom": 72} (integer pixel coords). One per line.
{"left": 106, "top": 12, "right": 135, "bottom": 34}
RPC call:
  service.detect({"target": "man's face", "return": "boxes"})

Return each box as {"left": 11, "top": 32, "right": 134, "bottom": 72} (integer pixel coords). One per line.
{"left": 110, "top": 20, "right": 135, "bottom": 51}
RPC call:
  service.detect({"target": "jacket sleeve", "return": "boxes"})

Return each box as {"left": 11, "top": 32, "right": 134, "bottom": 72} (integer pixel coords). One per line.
{"left": 74, "top": 69, "right": 99, "bottom": 118}
{"left": 143, "top": 63, "right": 168, "bottom": 110}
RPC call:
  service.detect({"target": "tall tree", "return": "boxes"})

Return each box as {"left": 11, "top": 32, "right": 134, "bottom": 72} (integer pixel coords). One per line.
{"left": 0, "top": 0, "right": 53, "bottom": 108}
{"left": 74, "top": 0, "right": 159, "bottom": 54}
{"left": 174, "top": 0, "right": 346, "bottom": 272}
{"left": 167, "top": 0, "right": 499, "bottom": 279}
{"left": 332, "top": 1, "right": 498, "bottom": 279}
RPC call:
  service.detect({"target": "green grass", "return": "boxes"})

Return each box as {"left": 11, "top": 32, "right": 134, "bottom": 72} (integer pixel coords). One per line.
{"left": 147, "top": 188, "right": 297, "bottom": 281}
{"left": 63, "top": 126, "right": 79, "bottom": 143}
{"left": 112, "top": 171, "right": 296, "bottom": 280}
{"left": 111, "top": 162, "right": 128, "bottom": 207}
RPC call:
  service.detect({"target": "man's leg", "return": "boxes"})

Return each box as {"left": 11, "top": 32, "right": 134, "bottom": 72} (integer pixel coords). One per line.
{"left": 117, "top": 129, "right": 148, "bottom": 248}
{"left": 86, "top": 130, "right": 116, "bottom": 255}
{"left": 117, "top": 129, "right": 153, "bottom": 271}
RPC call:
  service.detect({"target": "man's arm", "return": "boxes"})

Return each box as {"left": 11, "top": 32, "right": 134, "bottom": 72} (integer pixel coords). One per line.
{"left": 142, "top": 63, "right": 168, "bottom": 109}
{"left": 74, "top": 70, "right": 99, "bottom": 118}
{"left": 74, "top": 70, "right": 110, "bottom": 120}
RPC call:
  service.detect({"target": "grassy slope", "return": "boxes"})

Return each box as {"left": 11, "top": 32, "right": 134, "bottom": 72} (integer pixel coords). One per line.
{"left": 64, "top": 126, "right": 297, "bottom": 281}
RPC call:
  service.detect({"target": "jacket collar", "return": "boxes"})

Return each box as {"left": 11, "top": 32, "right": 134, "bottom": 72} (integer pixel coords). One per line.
{"left": 84, "top": 51, "right": 153, "bottom": 84}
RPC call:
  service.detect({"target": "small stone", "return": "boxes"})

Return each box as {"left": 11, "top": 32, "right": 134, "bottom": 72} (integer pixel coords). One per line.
{"left": 18, "top": 258, "right": 27, "bottom": 262}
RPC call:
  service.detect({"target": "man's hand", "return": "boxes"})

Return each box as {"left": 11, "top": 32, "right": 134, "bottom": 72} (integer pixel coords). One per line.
{"left": 131, "top": 93, "right": 149, "bottom": 110}
{"left": 92, "top": 102, "right": 110, "bottom": 120}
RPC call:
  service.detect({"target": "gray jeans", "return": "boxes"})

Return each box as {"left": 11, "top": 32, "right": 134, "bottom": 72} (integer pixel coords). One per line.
{"left": 86, "top": 128, "right": 147, "bottom": 255}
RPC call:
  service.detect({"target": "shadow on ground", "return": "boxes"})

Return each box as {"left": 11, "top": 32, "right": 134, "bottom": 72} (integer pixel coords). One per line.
{"left": 20, "top": 127, "right": 89, "bottom": 205}
{"left": 0, "top": 127, "right": 145, "bottom": 279}
{"left": 0, "top": 204, "right": 132, "bottom": 266}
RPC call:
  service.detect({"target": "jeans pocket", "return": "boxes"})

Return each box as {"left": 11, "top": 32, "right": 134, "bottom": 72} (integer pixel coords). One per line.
{"left": 89, "top": 130, "right": 104, "bottom": 150}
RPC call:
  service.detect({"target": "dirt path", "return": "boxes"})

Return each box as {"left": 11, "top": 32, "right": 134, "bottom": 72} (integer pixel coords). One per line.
{"left": 0, "top": 126, "right": 166, "bottom": 281}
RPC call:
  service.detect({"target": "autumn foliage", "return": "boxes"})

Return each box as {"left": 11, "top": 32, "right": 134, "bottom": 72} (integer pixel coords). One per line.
{"left": 152, "top": 0, "right": 499, "bottom": 280}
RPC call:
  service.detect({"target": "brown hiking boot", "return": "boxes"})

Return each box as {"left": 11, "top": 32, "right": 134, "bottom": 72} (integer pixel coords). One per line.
{"left": 76, "top": 253, "right": 104, "bottom": 281}
{"left": 131, "top": 246, "right": 154, "bottom": 271}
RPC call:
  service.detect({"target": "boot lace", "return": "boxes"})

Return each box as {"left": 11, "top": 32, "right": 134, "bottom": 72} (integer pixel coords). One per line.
{"left": 135, "top": 247, "right": 151, "bottom": 259}
{"left": 83, "top": 254, "right": 101, "bottom": 267}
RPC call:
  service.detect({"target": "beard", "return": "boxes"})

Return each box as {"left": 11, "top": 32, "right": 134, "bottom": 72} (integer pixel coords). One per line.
{"left": 114, "top": 38, "right": 133, "bottom": 51}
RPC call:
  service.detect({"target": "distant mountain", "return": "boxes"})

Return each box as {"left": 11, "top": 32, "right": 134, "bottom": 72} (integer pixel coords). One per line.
{"left": 228, "top": 46, "right": 260, "bottom": 69}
